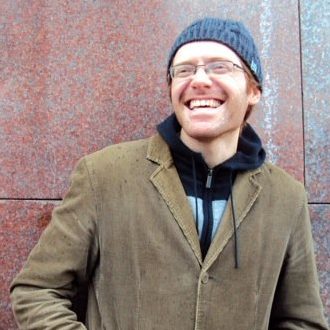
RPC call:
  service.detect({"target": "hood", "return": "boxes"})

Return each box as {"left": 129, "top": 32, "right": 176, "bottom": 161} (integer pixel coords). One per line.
{"left": 157, "top": 113, "right": 266, "bottom": 172}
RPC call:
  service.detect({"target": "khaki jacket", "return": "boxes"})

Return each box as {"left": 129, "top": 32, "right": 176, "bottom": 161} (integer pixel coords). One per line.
{"left": 10, "top": 134, "right": 327, "bottom": 329}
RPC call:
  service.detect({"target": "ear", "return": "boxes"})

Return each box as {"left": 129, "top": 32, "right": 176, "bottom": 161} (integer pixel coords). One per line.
{"left": 248, "top": 84, "right": 261, "bottom": 106}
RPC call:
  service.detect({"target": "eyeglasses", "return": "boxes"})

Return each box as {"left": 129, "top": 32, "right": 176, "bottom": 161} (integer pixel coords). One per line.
{"left": 169, "top": 60, "right": 246, "bottom": 80}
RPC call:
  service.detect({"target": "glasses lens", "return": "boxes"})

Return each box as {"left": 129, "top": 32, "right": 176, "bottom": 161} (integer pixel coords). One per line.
{"left": 172, "top": 64, "right": 195, "bottom": 78}
{"left": 208, "top": 61, "right": 233, "bottom": 74}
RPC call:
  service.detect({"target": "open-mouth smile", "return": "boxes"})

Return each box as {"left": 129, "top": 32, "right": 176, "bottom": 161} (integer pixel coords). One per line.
{"left": 186, "top": 98, "right": 225, "bottom": 110}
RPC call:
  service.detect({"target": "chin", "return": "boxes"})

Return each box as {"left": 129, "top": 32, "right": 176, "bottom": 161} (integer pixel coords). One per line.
{"left": 183, "top": 124, "right": 241, "bottom": 142}
{"left": 184, "top": 127, "right": 223, "bottom": 140}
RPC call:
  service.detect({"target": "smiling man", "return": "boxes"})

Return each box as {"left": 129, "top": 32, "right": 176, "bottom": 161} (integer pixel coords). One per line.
{"left": 169, "top": 41, "right": 261, "bottom": 167}
{"left": 10, "top": 18, "right": 327, "bottom": 329}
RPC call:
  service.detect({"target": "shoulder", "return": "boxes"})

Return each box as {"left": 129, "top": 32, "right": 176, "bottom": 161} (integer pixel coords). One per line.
{"left": 73, "top": 136, "right": 168, "bottom": 188}
{"left": 83, "top": 137, "right": 152, "bottom": 169}
{"left": 260, "top": 162, "right": 304, "bottom": 188}
{"left": 69, "top": 137, "right": 156, "bottom": 195}
{"left": 242, "top": 163, "right": 310, "bottom": 233}
{"left": 255, "top": 162, "right": 307, "bottom": 205}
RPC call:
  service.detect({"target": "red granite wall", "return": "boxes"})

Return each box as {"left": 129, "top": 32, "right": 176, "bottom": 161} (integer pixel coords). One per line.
{"left": 1, "top": 1, "right": 329, "bottom": 328}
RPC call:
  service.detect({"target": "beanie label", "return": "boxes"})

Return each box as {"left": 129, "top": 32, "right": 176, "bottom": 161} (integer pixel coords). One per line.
{"left": 250, "top": 60, "right": 257, "bottom": 74}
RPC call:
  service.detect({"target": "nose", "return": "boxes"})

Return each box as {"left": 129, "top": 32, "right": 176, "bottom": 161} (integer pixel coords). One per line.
{"left": 190, "top": 66, "right": 212, "bottom": 88}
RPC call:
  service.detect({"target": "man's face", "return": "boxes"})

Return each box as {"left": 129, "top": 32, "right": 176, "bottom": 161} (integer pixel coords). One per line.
{"left": 170, "top": 41, "right": 261, "bottom": 147}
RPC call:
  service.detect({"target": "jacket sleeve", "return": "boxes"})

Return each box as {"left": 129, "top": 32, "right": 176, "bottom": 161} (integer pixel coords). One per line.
{"left": 10, "top": 157, "right": 99, "bottom": 329}
{"left": 269, "top": 191, "right": 328, "bottom": 329}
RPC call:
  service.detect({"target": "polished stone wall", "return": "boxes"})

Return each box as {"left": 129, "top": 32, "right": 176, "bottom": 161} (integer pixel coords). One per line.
{"left": 1, "top": 1, "right": 329, "bottom": 328}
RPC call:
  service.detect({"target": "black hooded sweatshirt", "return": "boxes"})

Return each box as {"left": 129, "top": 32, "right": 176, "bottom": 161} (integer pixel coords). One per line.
{"left": 157, "top": 114, "right": 266, "bottom": 261}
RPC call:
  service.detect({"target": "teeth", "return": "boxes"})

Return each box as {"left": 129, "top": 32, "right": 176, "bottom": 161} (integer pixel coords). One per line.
{"left": 189, "top": 99, "right": 222, "bottom": 110}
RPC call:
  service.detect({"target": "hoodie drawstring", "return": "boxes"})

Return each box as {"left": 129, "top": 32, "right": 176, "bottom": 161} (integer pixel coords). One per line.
{"left": 192, "top": 156, "right": 199, "bottom": 235}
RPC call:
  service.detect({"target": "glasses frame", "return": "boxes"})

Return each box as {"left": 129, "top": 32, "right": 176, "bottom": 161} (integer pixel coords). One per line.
{"left": 169, "top": 60, "right": 246, "bottom": 80}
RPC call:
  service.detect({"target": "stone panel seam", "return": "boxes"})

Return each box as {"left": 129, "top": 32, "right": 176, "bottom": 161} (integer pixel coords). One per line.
{"left": 297, "top": 0, "right": 307, "bottom": 185}
{"left": 0, "top": 198, "right": 62, "bottom": 201}
{"left": 308, "top": 203, "right": 330, "bottom": 206}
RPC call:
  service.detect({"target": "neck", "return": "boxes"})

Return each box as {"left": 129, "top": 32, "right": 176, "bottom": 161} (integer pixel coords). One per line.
{"left": 180, "top": 129, "right": 240, "bottom": 168}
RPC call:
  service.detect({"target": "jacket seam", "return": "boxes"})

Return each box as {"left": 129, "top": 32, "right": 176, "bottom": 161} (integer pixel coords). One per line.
{"left": 288, "top": 190, "right": 307, "bottom": 251}
{"left": 80, "top": 156, "right": 101, "bottom": 285}
{"left": 83, "top": 156, "right": 101, "bottom": 224}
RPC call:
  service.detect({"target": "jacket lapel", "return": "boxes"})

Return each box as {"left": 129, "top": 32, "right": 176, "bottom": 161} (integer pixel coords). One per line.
{"left": 147, "top": 134, "right": 202, "bottom": 264}
{"left": 203, "top": 168, "right": 262, "bottom": 269}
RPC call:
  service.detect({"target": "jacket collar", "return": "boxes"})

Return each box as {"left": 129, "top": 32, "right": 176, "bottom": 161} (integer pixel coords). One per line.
{"left": 147, "top": 133, "right": 263, "bottom": 268}
{"left": 147, "top": 134, "right": 203, "bottom": 263}
{"left": 147, "top": 133, "right": 173, "bottom": 168}
{"left": 203, "top": 167, "right": 262, "bottom": 269}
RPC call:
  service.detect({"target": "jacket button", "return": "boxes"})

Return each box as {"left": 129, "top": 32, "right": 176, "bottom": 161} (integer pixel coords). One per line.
{"left": 201, "top": 273, "right": 209, "bottom": 284}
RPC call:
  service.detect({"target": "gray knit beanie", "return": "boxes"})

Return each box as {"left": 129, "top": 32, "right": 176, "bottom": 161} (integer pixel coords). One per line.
{"left": 167, "top": 17, "right": 263, "bottom": 88}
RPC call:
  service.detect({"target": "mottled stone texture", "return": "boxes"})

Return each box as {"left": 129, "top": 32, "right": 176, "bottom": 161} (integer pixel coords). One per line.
{"left": 0, "top": 0, "right": 305, "bottom": 198}
{"left": 0, "top": 0, "right": 329, "bottom": 328}
{"left": 300, "top": 0, "right": 330, "bottom": 203}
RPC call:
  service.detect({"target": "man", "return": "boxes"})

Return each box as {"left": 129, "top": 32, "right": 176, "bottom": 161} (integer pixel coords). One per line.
{"left": 10, "top": 18, "right": 327, "bottom": 329}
